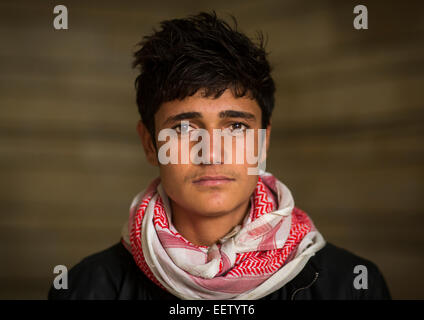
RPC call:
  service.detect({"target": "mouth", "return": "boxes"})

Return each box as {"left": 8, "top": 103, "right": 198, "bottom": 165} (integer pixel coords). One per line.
{"left": 192, "top": 175, "right": 235, "bottom": 187}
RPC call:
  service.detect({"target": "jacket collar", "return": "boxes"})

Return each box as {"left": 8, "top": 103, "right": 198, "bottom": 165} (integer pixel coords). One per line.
{"left": 287, "top": 248, "right": 322, "bottom": 300}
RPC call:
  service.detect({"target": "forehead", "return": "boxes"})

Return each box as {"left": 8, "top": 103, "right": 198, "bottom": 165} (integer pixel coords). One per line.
{"left": 155, "top": 89, "right": 262, "bottom": 126}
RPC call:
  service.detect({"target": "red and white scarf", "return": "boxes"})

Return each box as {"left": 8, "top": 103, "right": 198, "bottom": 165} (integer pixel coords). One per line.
{"left": 121, "top": 172, "right": 325, "bottom": 300}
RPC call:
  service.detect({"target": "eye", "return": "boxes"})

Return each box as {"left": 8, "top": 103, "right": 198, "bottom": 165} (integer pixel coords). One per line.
{"left": 173, "top": 122, "right": 194, "bottom": 134}
{"left": 229, "top": 122, "right": 249, "bottom": 134}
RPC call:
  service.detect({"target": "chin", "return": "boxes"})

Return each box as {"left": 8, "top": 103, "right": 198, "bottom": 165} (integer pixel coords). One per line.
{"left": 196, "top": 206, "right": 234, "bottom": 217}
{"left": 190, "top": 197, "right": 234, "bottom": 216}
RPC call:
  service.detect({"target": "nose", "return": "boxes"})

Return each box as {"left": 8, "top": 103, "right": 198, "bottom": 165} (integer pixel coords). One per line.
{"left": 189, "top": 128, "right": 229, "bottom": 165}
{"left": 202, "top": 128, "right": 224, "bottom": 165}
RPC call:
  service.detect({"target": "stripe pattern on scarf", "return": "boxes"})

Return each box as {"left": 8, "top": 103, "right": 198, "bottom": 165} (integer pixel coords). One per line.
{"left": 127, "top": 174, "right": 318, "bottom": 298}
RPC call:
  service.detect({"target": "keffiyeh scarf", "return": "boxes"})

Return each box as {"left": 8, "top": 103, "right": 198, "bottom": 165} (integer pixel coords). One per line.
{"left": 121, "top": 172, "right": 325, "bottom": 300}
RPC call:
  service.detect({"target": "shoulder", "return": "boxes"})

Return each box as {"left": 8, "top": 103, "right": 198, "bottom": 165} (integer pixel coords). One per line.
{"left": 308, "top": 242, "right": 391, "bottom": 299}
{"left": 314, "top": 242, "right": 375, "bottom": 270}
{"left": 48, "top": 242, "right": 136, "bottom": 300}
{"left": 80, "top": 241, "right": 135, "bottom": 271}
{"left": 313, "top": 242, "right": 383, "bottom": 279}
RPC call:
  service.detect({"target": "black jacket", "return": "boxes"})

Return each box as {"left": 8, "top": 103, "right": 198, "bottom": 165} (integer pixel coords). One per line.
{"left": 48, "top": 241, "right": 391, "bottom": 300}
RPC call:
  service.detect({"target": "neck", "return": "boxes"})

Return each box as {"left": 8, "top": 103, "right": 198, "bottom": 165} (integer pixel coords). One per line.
{"left": 170, "top": 199, "right": 251, "bottom": 247}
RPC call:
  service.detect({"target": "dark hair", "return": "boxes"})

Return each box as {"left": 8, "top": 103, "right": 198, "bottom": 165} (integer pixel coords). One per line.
{"left": 132, "top": 11, "right": 275, "bottom": 141}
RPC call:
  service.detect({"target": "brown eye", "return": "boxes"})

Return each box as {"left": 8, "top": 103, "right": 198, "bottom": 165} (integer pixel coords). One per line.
{"left": 230, "top": 122, "right": 248, "bottom": 134}
{"left": 174, "top": 123, "right": 194, "bottom": 134}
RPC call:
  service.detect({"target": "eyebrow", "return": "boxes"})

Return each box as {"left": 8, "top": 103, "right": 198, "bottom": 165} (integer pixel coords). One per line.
{"left": 163, "top": 112, "right": 202, "bottom": 126}
{"left": 163, "top": 109, "right": 256, "bottom": 126}
{"left": 219, "top": 110, "right": 256, "bottom": 120}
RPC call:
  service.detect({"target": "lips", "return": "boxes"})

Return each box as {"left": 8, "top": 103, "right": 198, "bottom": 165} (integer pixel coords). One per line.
{"left": 192, "top": 175, "right": 235, "bottom": 186}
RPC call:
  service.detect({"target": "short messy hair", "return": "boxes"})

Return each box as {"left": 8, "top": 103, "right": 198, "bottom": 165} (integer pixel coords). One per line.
{"left": 132, "top": 11, "right": 275, "bottom": 141}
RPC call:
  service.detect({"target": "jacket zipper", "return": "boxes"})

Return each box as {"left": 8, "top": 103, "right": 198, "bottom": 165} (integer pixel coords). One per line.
{"left": 290, "top": 272, "right": 319, "bottom": 300}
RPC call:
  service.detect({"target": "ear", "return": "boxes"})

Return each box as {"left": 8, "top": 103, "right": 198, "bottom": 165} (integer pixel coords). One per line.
{"left": 257, "top": 122, "right": 271, "bottom": 168}
{"left": 136, "top": 120, "right": 159, "bottom": 166}
{"left": 265, "top": 121, "right": 271, "bottom": 153}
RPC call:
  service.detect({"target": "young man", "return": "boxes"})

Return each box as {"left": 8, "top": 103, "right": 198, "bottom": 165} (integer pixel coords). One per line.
{"left": 48, "top": 12, "right": 390, "bottom": 300}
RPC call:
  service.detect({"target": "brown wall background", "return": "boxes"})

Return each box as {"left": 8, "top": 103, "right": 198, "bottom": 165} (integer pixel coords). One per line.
{"left": 1, "top": 0, "right": 423, "bottom": 299}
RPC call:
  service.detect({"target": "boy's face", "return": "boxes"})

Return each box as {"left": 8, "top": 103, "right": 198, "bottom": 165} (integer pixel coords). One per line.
{"left": 137, "top": 89, "right": 271, "bottom": 218}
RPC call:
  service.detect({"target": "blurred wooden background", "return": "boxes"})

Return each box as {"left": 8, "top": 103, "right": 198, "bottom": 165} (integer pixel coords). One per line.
{"left": 0, "top": 0, "right": 423, "bottom": 299}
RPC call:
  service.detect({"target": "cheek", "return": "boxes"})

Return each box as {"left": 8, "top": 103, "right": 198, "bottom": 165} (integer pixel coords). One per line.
{"left": 226, "top": 131, "right": 265, "bottom": 167}
{"left": 159, "top": 164, "right": 191, "bottom": 197}
{"left": 240, "top": 173, "right": 259, "bottom": 195}
{"left": 160, "top": 164, "right": 188, "bottom": 184}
